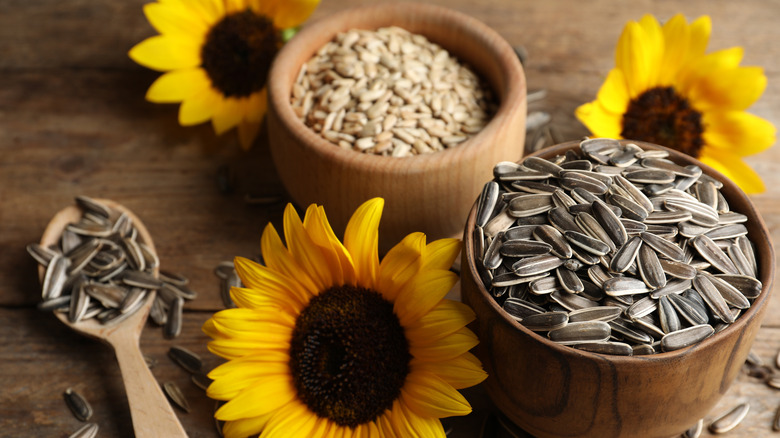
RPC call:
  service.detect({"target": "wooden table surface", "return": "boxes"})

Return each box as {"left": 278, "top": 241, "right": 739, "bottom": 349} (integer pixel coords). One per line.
{"left": 2, "top": 0, "right": 779, "bottom": 436}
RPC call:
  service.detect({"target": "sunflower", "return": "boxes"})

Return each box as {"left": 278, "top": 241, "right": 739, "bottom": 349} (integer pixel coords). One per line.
{"left": 203, "top": 198, "right": 487, "bottom": 437}
{"left": 576, "top": 14, "right": 775, "bottom": 193}
{"left": 129, "top": 0, "right": 319, "bottom": 150}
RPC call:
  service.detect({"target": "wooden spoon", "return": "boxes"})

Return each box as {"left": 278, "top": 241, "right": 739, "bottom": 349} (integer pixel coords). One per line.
{"left": 38, "top": 199, "right": 188, "bottom": 438}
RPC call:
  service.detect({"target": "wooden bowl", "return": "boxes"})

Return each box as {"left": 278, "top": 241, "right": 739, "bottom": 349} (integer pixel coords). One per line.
{"left": 460, "top": 140, "right": 774, "bottom": 438}
{"left": 267, "top": 3, "right": 526, "bottom": 252}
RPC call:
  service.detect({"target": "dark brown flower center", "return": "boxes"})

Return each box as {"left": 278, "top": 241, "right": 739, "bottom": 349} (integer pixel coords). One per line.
{"left": 289, "top": 285, "right": 410, "bottom": 428}
{"left": 621, "top": 86, "right": 705, "bottom": 157}
{"left": 201, "top": 9, "right": 278, "bottom": 98}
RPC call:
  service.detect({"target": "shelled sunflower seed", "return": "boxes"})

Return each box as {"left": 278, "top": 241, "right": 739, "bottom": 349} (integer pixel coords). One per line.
{"left": 28, "top": 196, "right": 196, "bottom": 338}
{"left": 474, "top": 138, "right": 763, "bottom": 354}
{"left": 291, "top": 26, "right": 497, "bottom": 156}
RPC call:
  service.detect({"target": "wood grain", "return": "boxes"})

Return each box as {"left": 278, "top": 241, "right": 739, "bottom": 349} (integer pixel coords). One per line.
{"left": 2, "top": 0, "right": 779, "bottom": 436}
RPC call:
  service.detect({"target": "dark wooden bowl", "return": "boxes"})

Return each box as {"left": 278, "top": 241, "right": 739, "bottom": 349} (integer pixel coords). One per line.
{"left": 461, "top": 140, "right": 774, "bottom": 438}
{"left": 267, "top": 2, "right": 526, "bottom": 252}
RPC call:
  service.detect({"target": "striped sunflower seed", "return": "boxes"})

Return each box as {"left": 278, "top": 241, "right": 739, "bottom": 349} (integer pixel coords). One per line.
{"left": 520, "top": 311, "right": 569, "bottom": 331}
{"left": 556, "top": 267, "right": 583, "bottom": 294}
{"left": 713, "top": 274, "right": 762, "bottom": 299}
{"left": 69, "top": 423, "right": 99, "bottom": 438}
{"left": 64, "top": 388, "right": 93, "bottom": 421}
{"left": 500, "top": 239, "right": 552, "bottom": 257}
{"left": 163, "top": 381, "right": 191, "bottom": 413}
{"left": 573, "top": 341, "right": 633, "bottom": 356}
{"left": 502, "top": 298, "right": 545, "bottom": 320}
{"left": 169, "top": 345, "right": 203, "bottom": 374}
{"left": 567, "top": 306, "right": 622, "bottom": 323}
{"left": 637, "top": 244, "right": 666, "bottom": 288}
{"left": 708, "top": 402, "right": 749, "bottom": 434}
{"left": 564, "top": 230, "right": 610, "bottom": 256}
{"left": 473, "top": 139, "right": 762, "bottom": 355}
{"left": 683, "top": 419, "right": 704, "bottom": 438}
{"left": 512, "top": 254, "right": 565, "bottom": 276}
{"left": 476, "top": 181, "right": 500, "bottom": 227}
{"left": 661, "top": 324, "right": 714, "bottom": 352}
{"left": 667, "top": 293, "right": 708, "bottom": 326}
{"left": 548, "top": 321, "right": 611, "bottom": 345}
{"left": 693, "top": 274, "right": 734, "bottom": 323}
{"left": 603, "top": 277, "right": 649, "bottom": 297}
{"left": 658, "top": 295, "right": 681, "bottom": 334}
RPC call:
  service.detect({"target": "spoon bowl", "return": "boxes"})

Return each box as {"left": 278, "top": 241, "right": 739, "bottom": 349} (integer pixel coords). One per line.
{"left": 39, "top": 199, "right": 188, "bottom": 438}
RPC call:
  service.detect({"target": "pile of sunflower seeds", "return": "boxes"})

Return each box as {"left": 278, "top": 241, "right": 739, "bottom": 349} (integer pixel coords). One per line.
{"left": 291, "top": 26, "right": 496, "bottom": 156}
{"left": 28, "top": 196, "right": 196, "bottom": 338}
{"left": 474, "top": 138, "right": 763, "bottom": 355}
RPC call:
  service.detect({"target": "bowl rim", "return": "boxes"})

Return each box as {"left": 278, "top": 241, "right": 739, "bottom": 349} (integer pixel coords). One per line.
{"left": 266, "top": 1, "right": 526, "bottom": 172}
{"left": 463, "top": 139, "right": 775, "bottom": 363}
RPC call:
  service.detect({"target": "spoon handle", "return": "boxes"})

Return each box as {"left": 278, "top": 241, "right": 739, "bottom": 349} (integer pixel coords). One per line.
{"left": 111, "top": 328, "right": 189, "bottom": 438}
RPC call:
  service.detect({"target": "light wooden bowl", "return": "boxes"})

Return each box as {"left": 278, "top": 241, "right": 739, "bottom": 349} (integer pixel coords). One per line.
{"left": 460, "top": 140, "right": 774, "bottom": 438}
{"left": 267, "top": 2, "right": 526, "bottom": 252}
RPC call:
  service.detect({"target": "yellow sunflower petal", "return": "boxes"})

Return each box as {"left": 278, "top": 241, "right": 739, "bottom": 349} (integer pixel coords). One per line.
{"left": 209, "top": 375, "right": 273, "bottom": 401}
{"left": 420, "top": 238, "right": 461, "bottom": 272}
{"left": 260, "top": 222, "right": 319, "bottom": 296}
{"left": 411, "top": 352, "right": 487, "bottom": 389}
{"left": 222, "top": 412, "right": 275, "bottom": 438}
{"left": 145, "top": 67, "right": 209, "bottom": 103}
{"left": 403, "top": 300, "right": 475, "bottom": 343}
{"left": 377, "top": 408, "right": 399, "bottom": 437}
{"left": 387, "top": 398, "right": 446, "bottom": 438}
{"left": 677, "top": 47, "right": 744, "bottom": 95}
{"left": 309, "top": 417, "right": 335, "bottom": 438}
{"left": 308, "top": 205, "right": 357, "bottom": 286}
{"left": 230, "top": 286, "right": 302, "bottom": 315}
{"left": 344, "top": 198, "right": 384, "bottom": 289}
{"left": 636, "top": 14, "right": 664, "bottom": 87}
{"left": 687, "top": 15, "right": 712, "bottom": 59}
{"left": 128, "top": 35, "right": 201, "bottom": 72}
{"left": 143, "top": 1, "right": 209, "bottom": 38}
{"left": 616, "top": 20, "right": 658, "bottom": 97}
{"left": 260, "top": 399, "right": 318, "bottom": 438}
{"left": 409, "top": 327, "right": 480, "bottom": 362}
{"left": 698, "top": 147, "right": 766, "bottom": 194}
{"left": 703, "top": 111, "right": 776, "bottom": 156}
{"left": 263, "top": 0, "right": 320, "bottom": 29}
{"left": 303, "top": 204, "right": 348, "bottom": 286}
{"left": 233, "top": 256, "right": 309, "bottom": 309}
{"left": 208, "top": 350, "right": 290, "bottom": 379}
{"left": 224, "top": 0, "right": 247, "bottom": 14}
{"left": 202, "top": 318, "right": 221, "bottom": 339}
{"left": 211, "top": 97, "right": 246, "bottom": 135}
{"left": 595, "top": 68, "right": 631, "bottom": 115}
{"left": 245, "top": 88, "right": 268, "bottom": 122}
{"left": 395, "top": 269, "right": 459, "bottom": 326}
{"left": 686, "top": 65, "right": 767, "bottom": 112}
{"left": 283, "top": 203, "right": 334, "bottom": 290}
{"left": 237, "top": 120, "right": 261, "bottom": 150}
{"left": 377, "top": 232, "right": 426, "bottom": 301}
{"left": 178, "top": 0, "right": 225, "bottom": 25}
{"left": 215, "top": 375, "right": 296, "bottom": 421}
{"left": 575, "top": 101, "right": 623, "bottom": 139}
{"left": 658, "top": 14, "right": 691, "bottom": 83}
{"left": 210, "top": 309, "right": 295, "bottom": 343}
{"left": 179, "top": 85, "right": 223, "bottom": 126}
{"left": 207, "top": 337, "right": 290, "bottom": 360}
{"left": 400, "top": 370, "right": 472, "bottom": 418}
